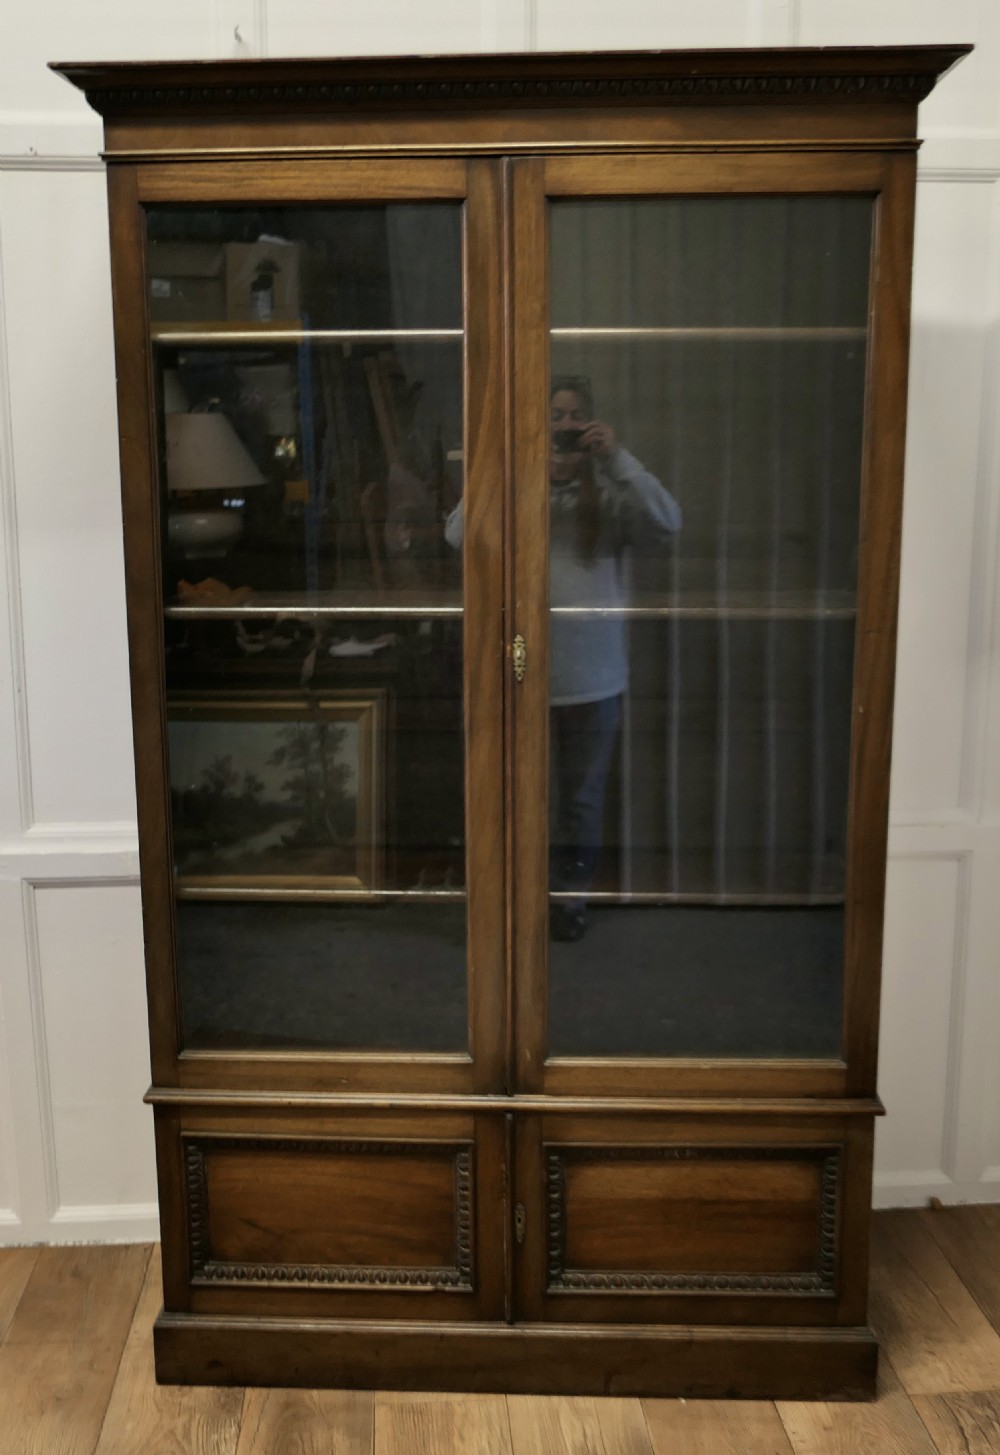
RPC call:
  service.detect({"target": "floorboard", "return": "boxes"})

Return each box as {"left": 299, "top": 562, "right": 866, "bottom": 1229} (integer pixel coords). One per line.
{"left": 912, "top": 1393, "right": 1000, "bottom": 1455}
{"left": 238, "top": 1388, "right": 374, "bottom": 1455}
{"left": 507, "top": 1396, "right": 605, "bottom": 1455}
{"left": 0, "top": 1246, "right": 38, "bottom": 1343}
{"left": 93, "top": 1250, "right": 244, "bottom": 1455}
{"left": 0, "top": 1210, "right": 999, "bottom": 1453}
{"left": 869, "top": 1211, "right": 1000, "bottom": 1396}
{"left": 0, "top": 1244, "right": 148, "bottom": 1455}
{"left": 376, "top": 1392, "right": 511, "bottom": 1455}
{"left": 778, "top": 1360, "right": 937, "bottom": 1454}
{"left": 594, "top": 1398, "right": 655, "bottom": 1455}
{"left": 919, "top": 1205, "right": 1000, "bottom": 1336}
{"left": 643, "top": 1396, "right": 795, "bottom": 1453}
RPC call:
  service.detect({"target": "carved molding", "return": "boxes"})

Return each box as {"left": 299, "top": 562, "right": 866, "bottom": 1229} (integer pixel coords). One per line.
{"left": 545, "top": 1144, "right": 840, "bottom": 1296}
{"left": 184, "top": 1136, "right": 474, "bottom": 1291}
{"left": 83, "top": 71, "right": 939, "bottom": 120}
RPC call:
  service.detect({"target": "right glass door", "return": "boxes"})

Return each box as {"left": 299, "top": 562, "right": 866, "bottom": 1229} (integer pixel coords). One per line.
{"left": 523, "top": 170, "right": 876, "bottom": 1068}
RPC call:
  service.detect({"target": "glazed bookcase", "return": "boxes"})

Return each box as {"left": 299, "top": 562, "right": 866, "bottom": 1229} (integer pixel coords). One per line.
{"left": 55, "top": 45, "right": 968, "bottom": 1397}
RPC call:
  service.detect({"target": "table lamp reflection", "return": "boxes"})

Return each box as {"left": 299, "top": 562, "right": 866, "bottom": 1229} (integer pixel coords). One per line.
{"left": 164, "top": 386, "right": 265, "bottom": 557}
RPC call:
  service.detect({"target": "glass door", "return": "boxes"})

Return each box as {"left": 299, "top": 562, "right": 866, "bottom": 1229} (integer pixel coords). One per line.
{"left": 511, "top": 154, "right": 896, "bottom": 1096}
{"left": 135, "top": 160, "right": 505, "bottom": 1092}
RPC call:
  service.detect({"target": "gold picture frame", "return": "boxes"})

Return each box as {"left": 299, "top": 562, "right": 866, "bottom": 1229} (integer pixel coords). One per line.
{"left": 167, "top": 691, "right": 385, "bottom": 898}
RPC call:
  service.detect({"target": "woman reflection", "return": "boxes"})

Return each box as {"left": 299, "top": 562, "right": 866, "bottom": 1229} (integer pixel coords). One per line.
{"left": 446, "top": 375, "right": 681, "bottom": 940}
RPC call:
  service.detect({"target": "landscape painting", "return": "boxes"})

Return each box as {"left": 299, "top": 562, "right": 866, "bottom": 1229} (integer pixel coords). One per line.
{"left": 167, "top": 693, "right": 384, "bottom": 893}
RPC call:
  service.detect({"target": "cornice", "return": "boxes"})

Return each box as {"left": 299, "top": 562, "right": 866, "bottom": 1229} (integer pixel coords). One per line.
{"left": 51, "top": 46, "right": 972, "bottom": 121}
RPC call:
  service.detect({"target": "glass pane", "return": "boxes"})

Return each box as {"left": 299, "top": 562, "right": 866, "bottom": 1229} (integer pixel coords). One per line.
{"left": 546, "top": 196, "right": 871, "bottom": 1060}
{"left": 147, "top": 204, "right": 467, "bottom": 1053}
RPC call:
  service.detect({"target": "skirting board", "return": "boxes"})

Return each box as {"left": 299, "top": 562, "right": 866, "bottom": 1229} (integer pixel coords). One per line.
{"left": 0, "top": 1203, "right": 160, "bottom": 1246}
{"left": 873, "top": 1176, "right": 1000, "bottom": 1209}
{"left": 154, "top": 1315, "right": 879, "bottom": 1400}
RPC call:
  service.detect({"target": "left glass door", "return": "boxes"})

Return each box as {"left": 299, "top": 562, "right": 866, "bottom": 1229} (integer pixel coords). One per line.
{"left": 137, "top": 161, "right": 504, "bottom": 1089}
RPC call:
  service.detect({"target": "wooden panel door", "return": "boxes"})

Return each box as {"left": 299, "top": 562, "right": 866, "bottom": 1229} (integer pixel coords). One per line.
{"left": 512, "top": 1111, "right": 874, "bottom": 1328}
{"left": 156, "top": 1105, "right": 507, "bottom": 1322}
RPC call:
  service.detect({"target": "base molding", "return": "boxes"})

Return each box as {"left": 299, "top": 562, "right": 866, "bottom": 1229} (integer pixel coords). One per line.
{"left": 154, "top": 1314, "right": 879, "bottom": 1399}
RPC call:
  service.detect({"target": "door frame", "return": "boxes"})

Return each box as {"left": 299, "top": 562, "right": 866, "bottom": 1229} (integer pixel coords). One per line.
{"left": 507, "top": 149, "right": 915, "bottom": 1101}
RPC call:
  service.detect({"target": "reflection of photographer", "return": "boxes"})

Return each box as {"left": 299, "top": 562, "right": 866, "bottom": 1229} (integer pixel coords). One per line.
{"left": 545, "top": 376, "right": 681, "bottom": 939}
{"left": 444, "top": 375, "right": 681, "bottom": 940}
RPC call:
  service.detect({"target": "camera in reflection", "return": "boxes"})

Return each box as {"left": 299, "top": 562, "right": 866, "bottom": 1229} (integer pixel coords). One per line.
{"left": 552, "top": 427, "right": 585, "bottom": 453}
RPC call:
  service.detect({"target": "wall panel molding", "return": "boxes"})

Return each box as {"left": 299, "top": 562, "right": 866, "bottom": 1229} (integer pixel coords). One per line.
{"left": 0, "top": 184, "right": 32, "bottom": 839}
{"left": 0, "top": 154, "right": 103, "bottom": 173}
{"left": 0, "top": 970, "right": 20, "bottom": 1224}
{"left": 940, "top": 854, "right": 974, "bottom": 1182}
{"left": 50, "top": 1202, "right": 159, "bottom": 1241}
{"left": 954, "top": 176, "right": 1000, "bottom": 819}
{"left": 0, "top": 6, "right": 998, "bottom": 1244}
{"left": 874, "top": 1173, "right": 1000, "bottom": 1209}
{"left": 19, "top": 882, "right": 60, "bottom": 1222}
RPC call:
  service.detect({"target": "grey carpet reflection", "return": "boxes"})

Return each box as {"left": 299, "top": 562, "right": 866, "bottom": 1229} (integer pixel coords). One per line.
{"left": 177, "top": 900, "right": 841, "bottom": 1058}
{"left": 549, "top": 905, "right": 843, "bottom": 1058}
{"left": 176, "top": 900, "right": 468, "bottom": 1052}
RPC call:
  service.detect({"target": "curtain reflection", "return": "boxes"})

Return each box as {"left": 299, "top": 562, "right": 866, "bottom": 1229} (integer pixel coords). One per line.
{"left": 547, "top": 196, "right": 871, "bottom": 1058}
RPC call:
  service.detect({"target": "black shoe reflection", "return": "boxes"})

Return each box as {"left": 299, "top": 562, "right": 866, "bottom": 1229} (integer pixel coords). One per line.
{"left": 550, "top": 904, "right": 588, "bottom": 942}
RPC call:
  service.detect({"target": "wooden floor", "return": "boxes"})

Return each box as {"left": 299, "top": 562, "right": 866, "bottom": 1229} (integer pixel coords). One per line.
{"left": 2, "top": 1207, "right": 1000, "bottom": 1453}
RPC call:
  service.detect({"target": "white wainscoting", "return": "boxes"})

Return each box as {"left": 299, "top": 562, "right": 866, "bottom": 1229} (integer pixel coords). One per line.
{"left": 0, "top": 0, "right": 997, "bottom": 1242}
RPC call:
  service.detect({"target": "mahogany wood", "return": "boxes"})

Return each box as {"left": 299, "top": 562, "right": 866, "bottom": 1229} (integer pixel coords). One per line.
{"left": 463, "top": 158, "right": 508, "bottom": 1094}
{"left": 843, "top": 152, "right": 918, "bottom": 1097}
{"left": 509, "top": 157, "right": 550, "bottom": 1097}
{"left": 54, "top": 46, "right": 969, "bottom": 118}
{"left": 135, "top": 156, "right": 468, "bottom": 203}
{"left": 56, "top": 44, "right": 964, "bottom": 1396}
{"left": 103, "top": 107, "right": 926, "bottom": 160}
{"left": 106, "top": 164, "right": 180, "bottom": 1086}
{"left": 514, "top": 1113, "right": 872, "bottom": 1329}
{"left": 153, "top": 1316, "right": 879, "bottom": 1399}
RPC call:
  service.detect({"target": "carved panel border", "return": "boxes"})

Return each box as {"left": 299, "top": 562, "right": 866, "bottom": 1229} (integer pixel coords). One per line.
{"left": 82, "top": 70, "right": 939, "bottom": 118}
{"left": 184, "top": 1135, "right": 474, "bottom": 1291}
{"left": 545, "top": 1143, "right": 840, "bottom": 1296}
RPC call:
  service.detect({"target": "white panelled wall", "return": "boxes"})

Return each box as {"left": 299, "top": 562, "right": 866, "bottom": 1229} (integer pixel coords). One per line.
{"left": 0, "top": 0, "right": 997, "bottom": 1243}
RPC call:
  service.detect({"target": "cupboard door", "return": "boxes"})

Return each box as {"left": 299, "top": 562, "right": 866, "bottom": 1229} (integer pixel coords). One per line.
{"left": 512, "top": 1113, "right": 873, "bottom": 1328}
{"left": 117, "top": 159, "right": 505, "bottom": 1091}
{"left": 158, "top": 1107, "right": 507, "bottom": 1323}
{"left": 510, "top": 153, "right": 911, "bottom": 1096}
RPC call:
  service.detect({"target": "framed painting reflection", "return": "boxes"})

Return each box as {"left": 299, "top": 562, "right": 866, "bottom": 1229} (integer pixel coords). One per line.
{"left": 167, "top": 691, "right": 385, "bottom": 896}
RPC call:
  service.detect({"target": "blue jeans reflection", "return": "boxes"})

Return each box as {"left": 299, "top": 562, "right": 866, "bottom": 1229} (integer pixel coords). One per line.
{"left": 549, "top": 693, "right": 622, "bottom": 939}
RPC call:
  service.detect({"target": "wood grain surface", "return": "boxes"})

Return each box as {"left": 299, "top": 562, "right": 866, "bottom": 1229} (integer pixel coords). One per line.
{"left": 869, "top": 1211, "right": 1000, "bottom": 1396}
{"left": 0, "top": 1246, "right": 38, "bottom": 1341}
{"left": 94, "top": 1252, "right": 244, "bottom": 1455}
{"left": 644, "top": 1397, "right": 795, "bottom": 1454}
{"left": 238, "top": 1389, "right": 373, "bottom": 1455}
{"left": 919, "top": 1205, "right": 1000, "bottom": 1335}
{"left": 0, "top": 1245, "right": 148, "bottom": 1455}
{"left": 778, "top": 1360, "right": 937, "bottom": 1454}
{"left": 507, "top": 1395, "right": 604, "bottom": 1455}
{"left": 377, "top": 1393, "right": 510, "bottom": 1455}
{"left": 912, "top": 1393, "right": 1000, "bottom": 1455}
{"left": 0, "top": 1210, "right": 997, "bottom": 1450}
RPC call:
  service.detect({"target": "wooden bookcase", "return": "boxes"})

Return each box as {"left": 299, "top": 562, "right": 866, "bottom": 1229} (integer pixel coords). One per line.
{"left": 54, "top": 45, "right": 968, "bottom": 1397}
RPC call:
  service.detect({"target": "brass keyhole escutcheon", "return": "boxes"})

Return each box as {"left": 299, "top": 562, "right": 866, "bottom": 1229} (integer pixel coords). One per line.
{"left": 512, "top": 634, "right": 527, "bottom": 682}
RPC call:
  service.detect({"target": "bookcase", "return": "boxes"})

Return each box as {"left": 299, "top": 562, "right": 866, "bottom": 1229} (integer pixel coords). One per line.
{"left": 54, "top": 43, "right": 968, "bottom": 1396}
